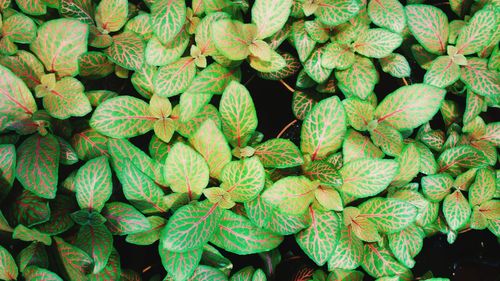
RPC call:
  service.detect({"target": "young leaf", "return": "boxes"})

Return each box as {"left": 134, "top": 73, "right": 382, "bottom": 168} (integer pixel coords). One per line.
{"left": 75, "top": 156, "right": 112, "bottom": 212}
{"left": 340, "top": 158, "right": 398, "bottom": 198}
{"left": 367, "top": 0, "right": 406, "bottom": 33}
{"left": 301, "top": 96, "right": 346, "bottom": 160}
{"left": 336, "top": 56, "right": 379, "bottom": 100}
{"left": 90, "top": 96, "right": 156, "bottom": 138}
{"left": 102, "top": 202, "right": 152, "bottom": 235}
{"left": 421, "top": 174, "right": 454, "bottom": 202}
{"left": 405, "top": 5, "right": 449, "bottom": 54}
{"left": 261, "top": 176, "right": 318, "bottom": 216}
{"left": 16, "top": 134, "right": 60, "bottom": 199}
{"left": 74, "top": 224, "right": 113, "bottom": 273}
{"left": 159, "top": 247, "right": 202, "bottom": 281}
{"left": 375, "top": 84, "right": 446, "bottom": 130}
{"left": 254, "top": 138, "right": 304, "bottom": 168}
{"left": 164, "top": 142, "right": 209, "bottom": 200}
{"left": 95, "top": 0, "right": 128, "bottom": 33}
{"left": 161, "top": 200, "right": 222, "bottom": 252}
{"left": 327, "top": 227, "right": 363, "bottom": 270}
{"left": 252, "top": 0, "right": 292, "bottom": 39}
{"left": 150, "top": 0, "right": 186, "bottom": 44}
{"left": 212, "top": 20, "right": 255, "bottom": 60}
{"left": 443, "top": 190, "right": 471, "bottom": 231}
{"left": 104, "top": 31, "right": 145, "bottom": 71}
{"left": 54, "top": 237, "right": 94, "bottom": 280}
{"left": 0, "top": 245, "right": 18, "bottom": 280}
{"left": 154, "top": 57, "right": 196, "bottom": 97}
{"left": 219, "top": 81, "right": 258, "bottom": 147}
{"left": 210, "top": 210, "right": 283, "bottom": 255}
{"left": 30, "top": 19, "right": 88, "bottom": 76}
{"left": 456, "top": 9, "right": 497, "bottom": 55}
{"left": 359, "top": 198, "right": 418, "bottom": 233}
{"left": 296, "top": 209, "right": 340, "bottom": 266}
{"left": 353, "top": 28, "right": 403, "bottom": 58}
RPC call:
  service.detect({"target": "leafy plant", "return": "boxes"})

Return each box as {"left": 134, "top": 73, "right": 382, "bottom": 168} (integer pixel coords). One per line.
{"left": 0, "top": 0, "right": 499, "bottom": 281}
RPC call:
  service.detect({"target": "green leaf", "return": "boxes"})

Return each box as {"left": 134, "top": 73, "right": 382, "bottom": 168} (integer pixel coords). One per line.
{"left": 391, "top": 143, "right": 420, "bottom": 187}
{"left": 379, "top": 53, "right": 411, "bottom": 78}
{"left": 327, "top": 227, "right": 363, "bottom": 270}
{"left": 421, "top": 174, "right": 453, "bottom": 202}
{"left": 10, "top": 191, "right": 50, "bottom": 227}
{"left": 261, "top": 176, "right": 318, "bottom": 216}
{"left": 90, "top": 96, "right": 156, "bottom": 138}
{"left": 343, "top": 98, "right": 374, "bottom": 131}
{"left": 2, "top": 13, "right": 36, "bottom": 44}
{"left": 78, "top": 52, "right": 114, "bottom": 79}
{"left": 438, "top": 145, "right": 487, "bottom": 174}
{"left": 88, "top": 248, "right": 121, "bottom": 281}
{"left": 179, "top": 92, "right": 213, "bottom": 123}
{"left": 252, "top": 0, "right": 291, "bottom": 39}
{"left": 59, "top": 0, "right": 94, "bottom": 25}
{"left": 303, "top": 46, "right": 332, "bottom": 83}
{"left": 74, "top": 224, "right": 113, "bottom": 273}
{"left": 353, "top": 28, "right": 402, "bottom": 58}
{"left": 146, "top": 31, "right": 189, "bottom": 66}
{"left": 75, "top": 156, "right": 112, "bottom": 212}
{"left": 375, "top": 84, "right": 446, "bottom": 130}
{"left": 14, "top": 0, "right": 46, "bottom": 15}
{"left": 362, "top": 244, "right": 411, "bottom": 279}
{"left": 126, "top": 216, "right": 166, "bottom": 245}
{"left": 102, "top": 202, "right": 151, "bottom": 235}
{"left": 301, "top": 96, "right": 346, "bottom": 160}
{"left": 71, "top": 210, "right": 106, "bottom": 226}
{"left": 104, "top": 31, "right": 145, "bottom": 71}
{"left": 0, "top": 50, "right": 43, "bottom": 90}
{"left": 423, "top": 56, "right": 460, "bottom": 88}
{"left": 189, "top": 265, "right": 228, "bottom": 281}
{"left": 254, "top": 138, "right": 303, "bottom": 168}
{"left": 43, "top": 77, "right": 92, "bottom": 119}
{"left": 292, "top": 21, "right": 316, "bottom": 62}
{"left": 107, "top": 138, "right": 159, "bottom": 181}
{"left": 95, "top": 0, "right": 128, "bottom": 33}
{"left": 17, "top": 241, "right": 49, "bottom": 272}
{"left": 322, "top": 42, "right": 355, "bottom": 70}
{"left": 23, "top": 266, "right": 63, "bottom": 281}
{"left": 336, "top": 56, "right": 378, "bottom": 100}
{"left": 0, "top": 65, "right": 37, "bottom": 121}
{"left": 249, "top": 49, "right": 287, "bottom": 73}
{"left": 212, "top": 20, "right": 255, "bottom": 60}
{"left": 456, "top": 9, "right": 497, "bottom": 55}
{"left": 327, "top": 269, "right": 364, "bottom": 281}
{"left": 70, "top": 129, "right": 109, "bottom": 161}
{"left": 359, "top": 198, "right": 418, "bottom": 233}
{"left": 189, "top": 119, "right": 231, "bottom": 179}
{"left": 154, "top": 57, "right": 197, "bottom": 97}
{"left": 443, "top": 190, "right": 471, "bottom": 231}
{"left": 296, "top": 209, "right": 340, "bottom": 266}
{"left": 343, "top": 130, "right": 384, "bottom": 162}
{"left": 315, "top": 0, "right": 360, "bottom": 26}
{"left": 150, "top": 0, "right": 186, "bottom": 44}
{"left": 0, "top": 144, "right": 15, "bottom": 200}
{"left": 340, "top": 158, "right": 398, "bottom": 198}
{"left": 185, "top": 63, "right": 240, "bottom": 95}
{"left": 159, "top": 247, "right": 202, "bottom": 281}
{"left": 304, "top": 160, "right": 343, "bottom": 188}
{"left": 388, "top": 224, "right": 425, "bottom": 268}
{"left": 220, "top": 157, "right": 265, "bottom": 202}
{"left": 161, "top": 200, "right": 222, "bottom": 252}
{"left": 0, "top": 210, "right": 12, "bottom": 232}
{"left": 0, "top": 245, "right": 18, "bottom": 280}
{"left": 30, "top": 19, "right": 88, "bottom": 76}
{"left": 164, "top": 142, "right": 209, "bottom": 200}
{"left": 12, "top": 224, "right": 51, "bottom": 246}
{"left": 368, "top": 0, "right": 405, "bottom": 33}
{"left": 415, "top": 142, "right": 438, "bottom": 175}
{"left": 131, "top": 65, "right": 155, "bottom": 99}
{"left": 469, "top": 168, "right": 495, "bottom": 206}
{"left": 220, "top": 81, "right": 258, "bottom": 147}
{"left": 16, "top": 134, "right": 60, "bottom": 199}
{"left": 54, "top": 237, "right": 94, "bottom": 281}
{"left": 405, "top": 5, "right": 449, "bottom": 54}
{"left": 460, "top": 58, "right": 500, "bottom": 98}
{"left": 210, "top": 210, "right": 283, "bottom": 255}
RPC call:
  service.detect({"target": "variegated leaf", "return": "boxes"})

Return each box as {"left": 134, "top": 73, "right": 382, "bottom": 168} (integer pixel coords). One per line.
{"left": 405, "top": 5, "right": 449, "bottom": 54}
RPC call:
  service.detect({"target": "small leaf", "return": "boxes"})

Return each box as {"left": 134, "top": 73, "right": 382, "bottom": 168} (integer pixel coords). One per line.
{"left": 30, "top": 19, "right": 88, "bottom": 76}
{"left": 406, "top": 5, "right": 448, "bottom": 54}
{"left": 88, "top": 248, "right": 121, "bottom": 281}
{"left": 261, "top": 176, "right": 318, "bottom": 216}
{"left": 90, "top": 96, "right": 156, "bottom": 138}
{"left": 296, "top": 209, "right": 340, "bottom": 266}
{"left": 10, "top": 191, "right": 50, "bottom": 227}
{"left": 336, "top": 56, "right": 379, "bottom": 100}
{"left": 161, "top": 200, "right": 222, "bottom": 252}
{"left": 15, "top": 0, "right": 46, "bottom": 15}
{"left": 221, "top": 157, "right": 265, "bottom": 202}
{"left": 254, "top": 138, "right": 303, "bottom": 168}
{"left": 379, "top": 53, "right": 411, "bottom": 78}
{"left": 102, "top": 202, "right": 152, "bottom": 235}
{"left": 210, "top": 210, "right": 283, "bottom": 255}
{"left": 95, "top": 0, "right": 128, "bottom": 33}
{"left": 16, "top": 134, "right": 60, "bottom": 199}
{"left": 0, "top": 245, "right": 18, "bottom": 280}
{"left": 12, "top": 224, "right": 51, "bottom": 246}
{"left": 362, "top": 244, "right": 411, "bottom": 278}
{"left": 303, "top": 46, "right": 332, "bottom": 83}
{"left": 185, "top": 63, "right": 240, "bottom": 95}
{"left": 292, "top": 21, "right": 316, "bottom": 62}
{"left": 368, "top": 0, "right": 406, "bottom": 33}
{"left": 75, "top": 156, "right": 112, "bottom": 212}
{"left": 154, "top": 57, "right": 197, "bottom": 97}
{"left": 388, "top": 224, "right": 425, "bottom": 268}
{"left": 146, "top": 31, "right": 189, "bottom": 66}
{"left": 74, "top": 224, "right": 113, "bottom": 273}
{"left": 343, "top": 130, "right": 384, "bottom": 162}
{"left": 304, "top": 160, "right": 343, "bottom": 188}
{"left": 150, "top": 0, "right": 186, "bottom": 44}
{"left": 104, "top": 31, "right": 145, "bottom": 71}
{"left": 343, "top": 98, "right": 375, "bottom": 131}
{"left": 0, "top": 144, "right": 15, "bottom": 200}
{"left": 421, "top": 174, "right": 454, "bottom": 202}
{"left": 78, "top": 52, "right": 114, "bottom": 79}
{"left": 0, "top": 64, "right": 37, "bottom": 121}
{"left": 252, "top": 0, "right": 292, "bottom": 38}
{"left": 322, "top": 42, "right": 355, "bottom": 70}
{"left": 212, "top": 20, "right": 255, "bottom": 60}
{"left": 189, "top": 265, "right": 228, "bottom": 281}
{"left": 353, "top": 28, "right": 402, "bottom": 59}
{"left": 391, "top": 143, "right": 420, "bottom": 187}
{"left": 71, "top": 129, "right": 109, "bottom": 161}
{"left": 443, "top": 190, "right": 471, "bottom": 231}
{"left": 126, "top": 216, "right": 166, "bottom": 245}
{"left": 301, "top": 96, "right": 346, "bottom": 160}
{"left": 423, "top": 56, "right": 460, "bottom": 88}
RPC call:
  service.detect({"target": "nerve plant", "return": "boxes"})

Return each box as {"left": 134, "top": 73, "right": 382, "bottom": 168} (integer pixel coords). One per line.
{"left": 0, "top": 0, "right": 499, "bottom": 280}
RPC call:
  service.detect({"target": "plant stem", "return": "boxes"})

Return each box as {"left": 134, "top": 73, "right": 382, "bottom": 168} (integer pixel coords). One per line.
{"left": 277, "top": 119, "right": 298, "bottom": 138}
{"left": 279, "top": 79, "right": 295, "bottom": 93}
{"left": 402, "top": 77, "right": 409, "bottom": 86}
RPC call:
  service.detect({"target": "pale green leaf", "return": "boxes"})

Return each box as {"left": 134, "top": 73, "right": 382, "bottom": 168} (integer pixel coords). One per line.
{"left": 405, "top": 5, "right": 448, "bottom": 54}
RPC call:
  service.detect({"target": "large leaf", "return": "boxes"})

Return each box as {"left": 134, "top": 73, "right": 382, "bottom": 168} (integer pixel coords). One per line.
{"left": 375, "top": 84, "right": 446, "bottom": 130}
{"left": 75, "top": 156, "right": 112, "bottom": 212}
{"left": 340, "top": 158, "right": 398, "bottom": 198}
{"left": 219, "top": 81, "right": 258, "bottom": 147}
{"left": 261, "top": 176, "right": 318, "bottom": 216}
{"left": 145, "top": 31, "right": 189, "bottom": 67}
{"left": 16, "top": 134, "right": 60, "bottom": 199}
{"left": 154, "top": 57, "right": 197, "bottom": 97}
{"left": 30, "top": 19, "right": 88, "bottom": 76}
{"left": 0, "top": 65, "right": 37, "bottom": 121}
{"left": 70, "top": 129, "right": 109, "bottom": 161}
{"left": 251, "top": 0, "right": 292, "bottom": 39}
{"left": 342, "top": 130, "right": 384, "bottom": 162}
{"left": 456, "top": 9, "right": 497, "bottom": 55}
{"left": 90, "top": 96, "right": 156, "bottom": 138}
{"left": 104, "top": 32, "right": 145, "bottom": 71}
{"left": 15, "top": 0, "right": 46, "bottom": 15}
{"left": 405, "top": 5, "right": 448, "bottom": 54}
{"left": 189, "top": 119, "right": 231, "bottom": 179}
{"left": 74, "top": 224, "right": 113, "bottom": 273}
{"left": 296, "top": 209, "right": 340, "bottom": 266}
{"left": 254, "top": 138, "right": 303, "bottom": 168}
{"left": 161, "top": 200, "right": 222, "bottom": 252}
{"left": 220, "top": 157, "right": 265, "bottom": 202}
{"left": 367, "top": 0, "right": 406, "bottom": 33}
{"left": 210, "top": 210, "right": 283, "bottom": 255}
{"left": 301, "top": 96, "right": 346, "bottom": 160}
{"left": 358, "top": 198, "right": 418, "bottom": 233}
{"left": 54, "top": 237, "right": 94, "bottom": 281}
{"left": 353, "top": 28, "right": 402, "bottom": 58}
{"left": 164, "top": 142, "right": 209, "bottom": 200}
{"left": 0, "top": 245, "right": 18, "bottom": 280}
{"left": 150, "top": 0, "right": 186, "bottom": 44}
{"left": 95, "top": 0, "right": 128, "bottom": 33}
{"left": 107, "top": 138, "right": 159, "bottom": 181}
{"left": 303, "top": 46, "right": 332, "bottom": 83}
{"left": 102, "top": 202, "right": 151, "bottom": 235}
{"left": 443, "top": 190, "right": 471, "bottom": 231}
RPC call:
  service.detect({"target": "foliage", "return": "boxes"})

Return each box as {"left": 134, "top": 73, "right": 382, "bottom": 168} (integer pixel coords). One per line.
{"left": 0, "top": 0, "right": 499, "bottom": 281}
